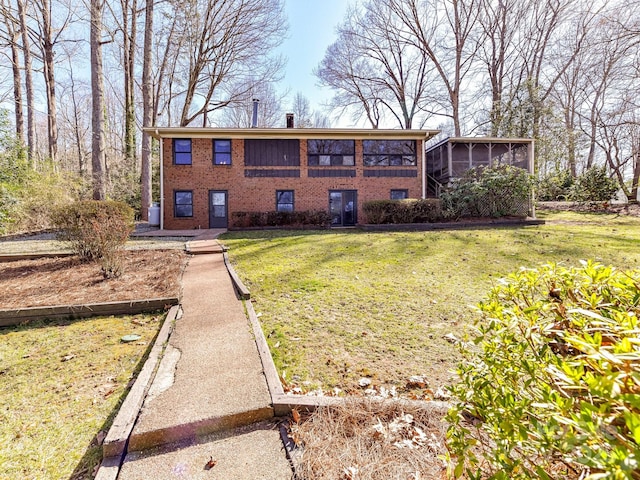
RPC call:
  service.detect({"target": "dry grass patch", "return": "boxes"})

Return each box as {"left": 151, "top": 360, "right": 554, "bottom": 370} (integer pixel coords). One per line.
{"left": 290, "top": 400, "right": 449, "bottom": 479}
{"left": 0, "top": 250, "right": 187, "bottom": 309}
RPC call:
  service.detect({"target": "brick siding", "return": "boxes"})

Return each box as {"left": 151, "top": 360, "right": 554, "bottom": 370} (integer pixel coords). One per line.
{"left": 162, "top": 137, "right": 424, "bottom": 229}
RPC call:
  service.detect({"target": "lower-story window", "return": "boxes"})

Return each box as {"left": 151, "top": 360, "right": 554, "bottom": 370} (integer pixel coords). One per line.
{"left": 390, "top": 189, "right": 408, "bottom": 200}
{"left": 174, "top": 190, "right": 193, "bottom": 217}
{"left": 276, "top": 190, "right": 294, "bottom": 212}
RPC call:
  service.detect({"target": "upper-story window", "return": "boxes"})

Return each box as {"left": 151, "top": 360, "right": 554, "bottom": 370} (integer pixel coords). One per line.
{"left": 213, "top": 139, "right": 232, "bottom": 165}
{"left": 173, "top": 139, "right": 192, "bottom": 165}
{"left": 308, "top": 139, "right": 355, "bottom": 166}
{"left": 363, "top": 140, "right": 416, "bottom": 166}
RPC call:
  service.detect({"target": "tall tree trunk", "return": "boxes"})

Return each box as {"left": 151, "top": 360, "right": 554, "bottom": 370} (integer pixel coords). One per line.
{"left": 122, "top": 0, "right": 137, "bottom": 171}
{"left": 90, "top": 0, "right": 107, "bottom": 200}
{"left": 140, "top": 0, "right": 154, "bottom": 220}
{"left": 67, "top": 60, "right": 85, "bottom": 175}
{"left": 17, "top": 0, "right": 36, "bottom": 165}
{"left": 39, "top": 0, "right": 58, "bottom": 163}
{"left": 2, "top": 7, "right": 25, "bottom": 144}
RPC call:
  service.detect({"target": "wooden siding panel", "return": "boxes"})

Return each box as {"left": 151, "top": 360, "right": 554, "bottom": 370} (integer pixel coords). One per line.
{"left": 244, "top": 139, "right": 300, "bottom": 166}
{"left": 244, "top": 169, "right": 300, "bottom": 178}
{"left": 363, "top": 169, "right": 418, "bottom": 177}
{"left": 308, "top": 169, "right": 356, "bottom": 178}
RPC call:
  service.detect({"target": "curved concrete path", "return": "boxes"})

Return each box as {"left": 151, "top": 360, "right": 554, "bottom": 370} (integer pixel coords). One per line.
{"left": 107, "top": 232, "right": 292, "bottom": 479}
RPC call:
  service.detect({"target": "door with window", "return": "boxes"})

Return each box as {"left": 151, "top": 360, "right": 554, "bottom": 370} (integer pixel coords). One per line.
{"left": 209, "top": 190, "right": 228, "bottom": 228}
{"left": 329, "top": 190, "right": 357, "bottom": 227}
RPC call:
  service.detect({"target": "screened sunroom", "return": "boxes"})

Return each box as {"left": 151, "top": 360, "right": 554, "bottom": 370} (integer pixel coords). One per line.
{"left": 425, "top": 137, "right": 534, "bottom": 197}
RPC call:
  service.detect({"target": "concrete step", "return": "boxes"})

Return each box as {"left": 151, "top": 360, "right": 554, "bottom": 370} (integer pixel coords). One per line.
{"left": 118, "top": 421, "right": 292, "bottom": 480}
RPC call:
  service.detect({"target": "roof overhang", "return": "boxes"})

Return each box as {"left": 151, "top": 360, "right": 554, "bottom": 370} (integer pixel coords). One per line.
{"left": 144, "top": 127, "right": 440, "bottom": 141}
{"left": 427, "top": 136, "right": 534, "bottom": 151}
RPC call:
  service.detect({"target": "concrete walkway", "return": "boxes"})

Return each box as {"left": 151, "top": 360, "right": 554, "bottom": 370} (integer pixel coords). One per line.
{"left": 110, "top": 232, "right": 292, "bottom": 479}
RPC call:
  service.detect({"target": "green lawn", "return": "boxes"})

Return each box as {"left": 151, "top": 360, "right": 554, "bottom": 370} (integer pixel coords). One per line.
{"left": 220, "top": 210, "right": 640, "bottom": 396}
{"left": 0, "top": 314, "right": 163, "bottom": 479}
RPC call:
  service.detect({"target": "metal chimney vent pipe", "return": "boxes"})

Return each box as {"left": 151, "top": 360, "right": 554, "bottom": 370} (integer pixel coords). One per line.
{"left": 251, "top": 99, "right": 259, "bottom": 128}
{"left": 286, "top": 113, "right": 294, "bottom": 128}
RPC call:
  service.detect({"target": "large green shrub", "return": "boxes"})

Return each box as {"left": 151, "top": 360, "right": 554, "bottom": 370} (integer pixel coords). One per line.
{"left": 447, "top": 261, "right": 640, "bottom": 480}
{"left": 537, "top": 169, "right": 575, "bottom": 201}
{"left": 441, "top": 165, "right": 534, "bottom": 218}
{"left": 571, "top": 166, "right": 619, "bottom": 203}
{"left": 53, "top": 200, "right": 135, "bottom": 278}
{"left": 362, "top": 199, "right": 442, "bottom": 224}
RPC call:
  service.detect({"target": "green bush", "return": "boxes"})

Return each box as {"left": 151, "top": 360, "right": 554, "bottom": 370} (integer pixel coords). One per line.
{"left": 571, "top": 166, "right": 619, "bottom": 203}
{"left": 53, "top": 200, "right": 134, "bottom": 278}
{"left": 537, "top": 169, "right": 574, "bottom": 201}
{"left": 441, "top": 165, "right": 534, "bottom": 218}
{"left": 446, "top": 261, "right": 640, "bottom": 480}
{"left": 231, "top": 210, "right": 331, "bottom": 228}
{"left": 362, "top": 199, "right": 442, "bottom": 224}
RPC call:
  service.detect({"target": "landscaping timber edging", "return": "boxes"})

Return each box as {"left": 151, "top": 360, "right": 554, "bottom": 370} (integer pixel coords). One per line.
{"left": 0, "top": 297, "right": 179, "bottom": 327}
{"left": 221, "top": 249, "right": 453, "bottom": 418}
{"left": 96, "top": 305, "right": 181, "bottom": 480}
{"left": 0, "top": 252, "right": 74, "bottom": 262}
{"left": 361, "top": 217, "right": 545, "bottom": 232}
{"left": 223, "top": 252, "right": 250, "bottom": 299}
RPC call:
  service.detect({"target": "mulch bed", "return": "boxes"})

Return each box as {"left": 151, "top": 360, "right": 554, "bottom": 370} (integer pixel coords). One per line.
{"left": 0, "top": 250, "right": 188, "bottom": 309}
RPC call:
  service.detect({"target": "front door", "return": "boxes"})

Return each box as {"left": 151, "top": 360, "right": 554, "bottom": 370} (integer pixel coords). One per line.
{"left": 209, "top": 190, "right": 228, "bottom": 228}
{"left": 329, "top": 190, "right": 357, "bottom": 227}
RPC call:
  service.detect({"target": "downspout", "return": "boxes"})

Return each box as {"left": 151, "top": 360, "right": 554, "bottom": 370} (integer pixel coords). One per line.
{"left": 158, "top": 129, "right": 164, "bottom": 230}
{"left": 421, "top": 138, "right": 426, "bottom": 199}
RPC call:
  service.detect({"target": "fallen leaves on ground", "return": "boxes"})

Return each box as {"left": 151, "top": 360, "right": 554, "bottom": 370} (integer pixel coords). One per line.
{"left": 289, "top": 399, "right": 449, "bottom": 479}
{"left": 0, "top": 250, "right": 187, "bottom": 309}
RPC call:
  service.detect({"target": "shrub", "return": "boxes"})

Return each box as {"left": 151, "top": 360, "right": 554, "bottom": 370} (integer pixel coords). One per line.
{"left": 570, "top": 166, "right": 619, "bottom": 203}
{"left": 231, "top": 210, "right": 331, "bottom": 228}
{"left": 362, "top": 200, "right": 390, "bottom": 224}
{"left": 53, "top": 200, "right": 135, "bottom": 278}
{"left": 363, "top": 199, "right": 443, "bottom": 224}
{"left": 441, "top": 164, "right": 534, "bottom": 218}
{"left": 412, "top": 198, "right": 442, "bottom": 222}
{"left": 446, "top": 261, "right": 640, "bottom": 480}
{"left": 537, "top": 169, "right": 574, "bottom": 201}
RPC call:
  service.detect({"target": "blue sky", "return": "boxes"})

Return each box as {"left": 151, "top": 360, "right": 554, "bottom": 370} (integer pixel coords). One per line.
{"left": 277, "top": 0, "right": 353, "bottom": 118}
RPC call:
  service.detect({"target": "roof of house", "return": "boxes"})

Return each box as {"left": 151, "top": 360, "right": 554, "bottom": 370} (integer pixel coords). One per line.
{"left": 427, "top": 136, "right": 534, "bottom": 151}
{"left": 144, "top": 127, "right": 440, "bottom": 141}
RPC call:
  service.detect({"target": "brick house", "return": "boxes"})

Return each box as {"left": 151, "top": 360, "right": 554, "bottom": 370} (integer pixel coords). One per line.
{"left": 147, "top": 127, "right": 439, "bottom": 230}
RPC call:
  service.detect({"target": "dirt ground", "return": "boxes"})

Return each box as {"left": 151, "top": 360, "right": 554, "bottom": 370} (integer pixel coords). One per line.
{"left": 0, "top": 249, "right": 188, "bottom": 309}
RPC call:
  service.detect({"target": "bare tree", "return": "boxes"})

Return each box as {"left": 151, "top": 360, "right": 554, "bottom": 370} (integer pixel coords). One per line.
{"left": 475, "top": 0, "right": 525, "bottom": 135}
{"left": 90, "top": 0, "right": 106, "bottom": 200}
{"left": 217, "top": 82, "right": 285, "bottom": 128}
{"left": 0, "top": 0, "right": 24, "bottom": 144}
{"left": 316, "top": 1, "right": 434, "bottom": 129}
{"left": 384, "top": 0, "right": 481, "bottom": 135}
{"left": 291, "top": 92, "right": 313, "bottom": 128}
{"left": 31, "top": 0, "right": 74, "bottom": 163}
{"left": 17, "top": 0, "right": 36, "bottom": 163}
{"left": 140, "top": 0, "right": 153, "bottom": 220}
{"left": 115, "top": 0, "right": 138, "bottom": 168}
{"left": 169, "top": 0, "right": 287, "bottom": 127}
{"left": 315, "top": 30, "right": 384, "bottom": 128}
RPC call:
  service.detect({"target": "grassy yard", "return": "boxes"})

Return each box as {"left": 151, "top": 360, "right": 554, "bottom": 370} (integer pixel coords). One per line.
{"left": 0, "top": 313, "right": 163, "bottom": 479}
{"left": 220, "top": 210, "right": 640, "bottom": 397}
